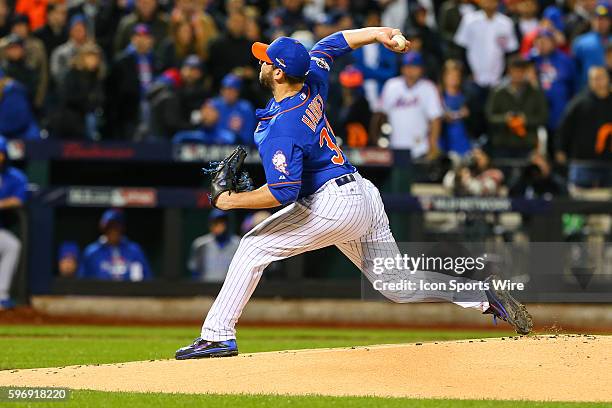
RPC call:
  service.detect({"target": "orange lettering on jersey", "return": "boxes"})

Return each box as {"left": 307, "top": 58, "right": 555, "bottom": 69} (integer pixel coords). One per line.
{"left": 301, "top": 116, "right": 316, "bottom": 132}
{"left": 301, "top": 94, "right": 325, "bottom": 132}
{"left": 319, "top": 127, "right": 345, "bottom": 165}
{"left": 305, "top": 108, "right": 318, "bottom": 124}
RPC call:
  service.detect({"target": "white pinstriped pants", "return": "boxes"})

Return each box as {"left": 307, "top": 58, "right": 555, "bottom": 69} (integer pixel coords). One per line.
{"left": 201, "top": 173, "right": 488, "bottom": 341}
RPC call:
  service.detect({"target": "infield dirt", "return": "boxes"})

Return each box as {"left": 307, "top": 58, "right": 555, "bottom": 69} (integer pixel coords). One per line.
{"left": 0, "top": 335, "right": 610, "bottom": 402}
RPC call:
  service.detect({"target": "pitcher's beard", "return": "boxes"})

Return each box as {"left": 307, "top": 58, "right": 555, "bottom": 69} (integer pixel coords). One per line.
{"left": 259, "top": 71, "right": 273, "bottom": 90}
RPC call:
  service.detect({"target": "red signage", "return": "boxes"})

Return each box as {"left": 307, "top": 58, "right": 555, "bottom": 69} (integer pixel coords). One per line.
{"left": 62, "top": 143, "right": 135, "bottom": 159}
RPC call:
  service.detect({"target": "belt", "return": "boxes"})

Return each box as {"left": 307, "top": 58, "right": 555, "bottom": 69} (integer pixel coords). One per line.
{"left": 335, "top": 173, "right": 356, "bottom": 187}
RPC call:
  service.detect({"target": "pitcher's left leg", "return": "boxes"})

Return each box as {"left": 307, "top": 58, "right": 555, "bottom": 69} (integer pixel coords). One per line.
{"left": 336, "top": 176, "right": 490, "bottom": 310}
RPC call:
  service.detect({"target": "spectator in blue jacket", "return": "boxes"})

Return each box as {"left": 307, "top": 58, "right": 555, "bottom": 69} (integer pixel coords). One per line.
{"left": 0, "top": 135, "right": 27, "bottom": 310}
{"left": 530, "top": 29, "right": 576, "bottom": 134}
{"left": 572, "top": 2, "right": 611, "bottom": 88}
{"left": 440, "top": 60, "right": 472, "bottom": 157}
{"left": 351, "top": 8, "right": 398, "bottom": 110}
{"left": 210, "top": 73, "right": 256, "bottom": 145}
{"left": 77, "top": 209, "right": 152, "bottom": 281}
{"left": 172, "top": 101, "right": 236, "bottom": 145}
{"left": 0, "top": 69, "right": 39, "bottom": 139}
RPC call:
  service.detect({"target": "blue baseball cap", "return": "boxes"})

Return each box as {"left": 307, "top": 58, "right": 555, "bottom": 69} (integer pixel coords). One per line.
{"left": 402, "top": 51, "right": 424, "bottom": 66}
{"left": 209, "top": 208, "right": 228, "bottom": 221}
{"left": 58, "top": 241, "right": 79, "bottom": 260}
{"left": 252, "top": 37, "right": 310, "bottom": 78}
{"left": 69, "top": 14, "right": 86, "bottom": 30}
{"left": 100, "top": 209, "right": 125, "bottom": 229}
{"left": 221, "top": 73, "right": 242, "bottom": 90}
{"left": 542, "top": 6, "right": 564, "bottom": 31}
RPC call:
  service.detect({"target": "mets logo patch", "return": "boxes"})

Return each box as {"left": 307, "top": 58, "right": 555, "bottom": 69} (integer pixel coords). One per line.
{"left": 311, "top": 57, "right": 330, "bottom": 71}
{"left": 272, "top": 150, "right": 289, "bottom": 175}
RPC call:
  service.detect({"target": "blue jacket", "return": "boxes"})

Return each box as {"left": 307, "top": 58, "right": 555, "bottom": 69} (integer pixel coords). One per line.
{"left": 572, "top": 32, "right": 611, "bottom": 88}
{"left": 0, "top": 166, "right": 28, "bottom": 227}
{"left": 530, "top": 50, "right": 576, "bottom": 130}
{"left": 352, "top": 44, "right": 398, "bottom": 95}
{"left": 210, "top": 96, "right": 256, "bottom": 145}
{"left": 0, "top": 79, "right": 39, "bottom": 139}
{"left": 440, "top": 92, "right": 472, "bottom": 155}
{"left": 77, "top": 237, "right": 152, "bottom": 281}
{"left": 0, "top": 167, "right": 28, "bottom": 202}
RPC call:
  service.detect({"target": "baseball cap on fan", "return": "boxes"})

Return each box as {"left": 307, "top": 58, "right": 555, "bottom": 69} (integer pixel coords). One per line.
{"left": 402, "top": 51, "right": 424, "bottom": 66}
{"left": 133, "top": 23, "right": 152, "bottom": 36}
{"left": 100, "top": 209, "right": 125, "bottom": 230}
{"left": 252, "top": 37, "right": 310, "bottom": 78}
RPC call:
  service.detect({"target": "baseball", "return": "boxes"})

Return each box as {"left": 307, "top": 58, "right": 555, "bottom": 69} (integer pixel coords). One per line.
{"left": 392, "top": 34, "right": 407, "bottom": 51}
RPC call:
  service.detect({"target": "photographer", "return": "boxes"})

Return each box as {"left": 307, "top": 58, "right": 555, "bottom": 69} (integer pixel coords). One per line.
{"left": 509, "top": 153, "right": 568, "bottom": 198}
{"left": 0, "top": 135, "right": 27, "bottom": 310}
{"left": 443, "top": 148, "right": 505, "bottom": 197}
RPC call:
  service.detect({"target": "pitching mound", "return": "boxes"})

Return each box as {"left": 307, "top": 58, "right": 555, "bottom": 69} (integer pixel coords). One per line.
{"left": 1, "top": 335, "right": 610, "bottom": 402}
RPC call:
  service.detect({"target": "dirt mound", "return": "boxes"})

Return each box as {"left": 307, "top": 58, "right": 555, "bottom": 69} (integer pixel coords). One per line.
{"left": 1, "top": 335, "right": 610, "bottom": 402}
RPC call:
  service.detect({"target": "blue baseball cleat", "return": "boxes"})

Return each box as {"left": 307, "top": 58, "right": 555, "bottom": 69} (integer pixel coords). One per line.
{"left": 175, "top": 338, "right": 238, "bottom": 360}
{"left": 483, "top": 275, "right": 533, "bottom": 335}
{"left": 0, "top": 299, "right": 16, "bottom": 310}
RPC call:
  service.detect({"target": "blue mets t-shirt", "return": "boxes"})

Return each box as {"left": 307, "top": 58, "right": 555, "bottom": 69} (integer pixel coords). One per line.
{"left": 254, "top": 32, "right": 356, "bottom": 205}
{"left": 77, "top": 237, "right": 152, "bottom": 281}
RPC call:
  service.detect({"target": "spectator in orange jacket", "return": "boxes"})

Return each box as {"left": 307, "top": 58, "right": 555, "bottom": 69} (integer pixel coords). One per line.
{"left": 15, "top": 0, "right": 47, "bottom": 31}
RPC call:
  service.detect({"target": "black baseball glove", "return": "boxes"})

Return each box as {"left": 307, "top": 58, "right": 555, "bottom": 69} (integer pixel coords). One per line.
{"left": 202, "top": 146, "right": 255, "bottom": 207}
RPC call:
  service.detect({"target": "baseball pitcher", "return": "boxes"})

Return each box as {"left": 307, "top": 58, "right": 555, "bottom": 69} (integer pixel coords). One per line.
{"left": 176, "top": 27, "right": 532, "bottom": 359}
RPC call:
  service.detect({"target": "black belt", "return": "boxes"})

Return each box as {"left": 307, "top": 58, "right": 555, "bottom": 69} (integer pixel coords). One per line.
{"left": 335, "top": 173, "right": 356, "bottom": 187}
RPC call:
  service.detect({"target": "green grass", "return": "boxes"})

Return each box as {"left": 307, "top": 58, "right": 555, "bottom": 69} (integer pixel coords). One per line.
{"left": 2, "top": 391, "right": 608, "bottom": 408}
{"left": 0, "top": 325, "right": 604, "bottom": 407}
{"left": 0, "top": 325, "right": 512, "bottom": 370}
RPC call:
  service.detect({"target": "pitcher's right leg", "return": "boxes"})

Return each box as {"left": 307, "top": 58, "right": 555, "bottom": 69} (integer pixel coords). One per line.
{"left": 200, "top": 202, "right": 311, "bottom": 342}
{"left": 199, "top": 180, "right": 373, "bottom": 344}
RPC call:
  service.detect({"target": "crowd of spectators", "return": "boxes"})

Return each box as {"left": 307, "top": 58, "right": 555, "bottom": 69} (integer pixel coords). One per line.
{"left": 0, "top": 0, "right": 610, "bottom": 186}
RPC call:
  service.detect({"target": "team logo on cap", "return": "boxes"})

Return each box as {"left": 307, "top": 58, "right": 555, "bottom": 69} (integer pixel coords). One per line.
{"left": 275, "top": 58, "right": 287, "bottom": 68}
{"left": 272, "top": 150, "right": 289, "bottom": 175}
{"left": 312, "top": 57, "right": 330, "bottom": 71}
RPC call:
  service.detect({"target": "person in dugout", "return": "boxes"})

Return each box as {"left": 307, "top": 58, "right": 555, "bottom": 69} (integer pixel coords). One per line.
{"left": 0, "top": 135, "right": 27, "bottom": 310}
{"left": 77, "top": 209, "right": 152, "bottom": 281}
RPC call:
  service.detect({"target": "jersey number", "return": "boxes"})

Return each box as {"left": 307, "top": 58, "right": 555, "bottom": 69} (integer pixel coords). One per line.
{"left": 319, "top": 127, "right": 345, "bottom": 165}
